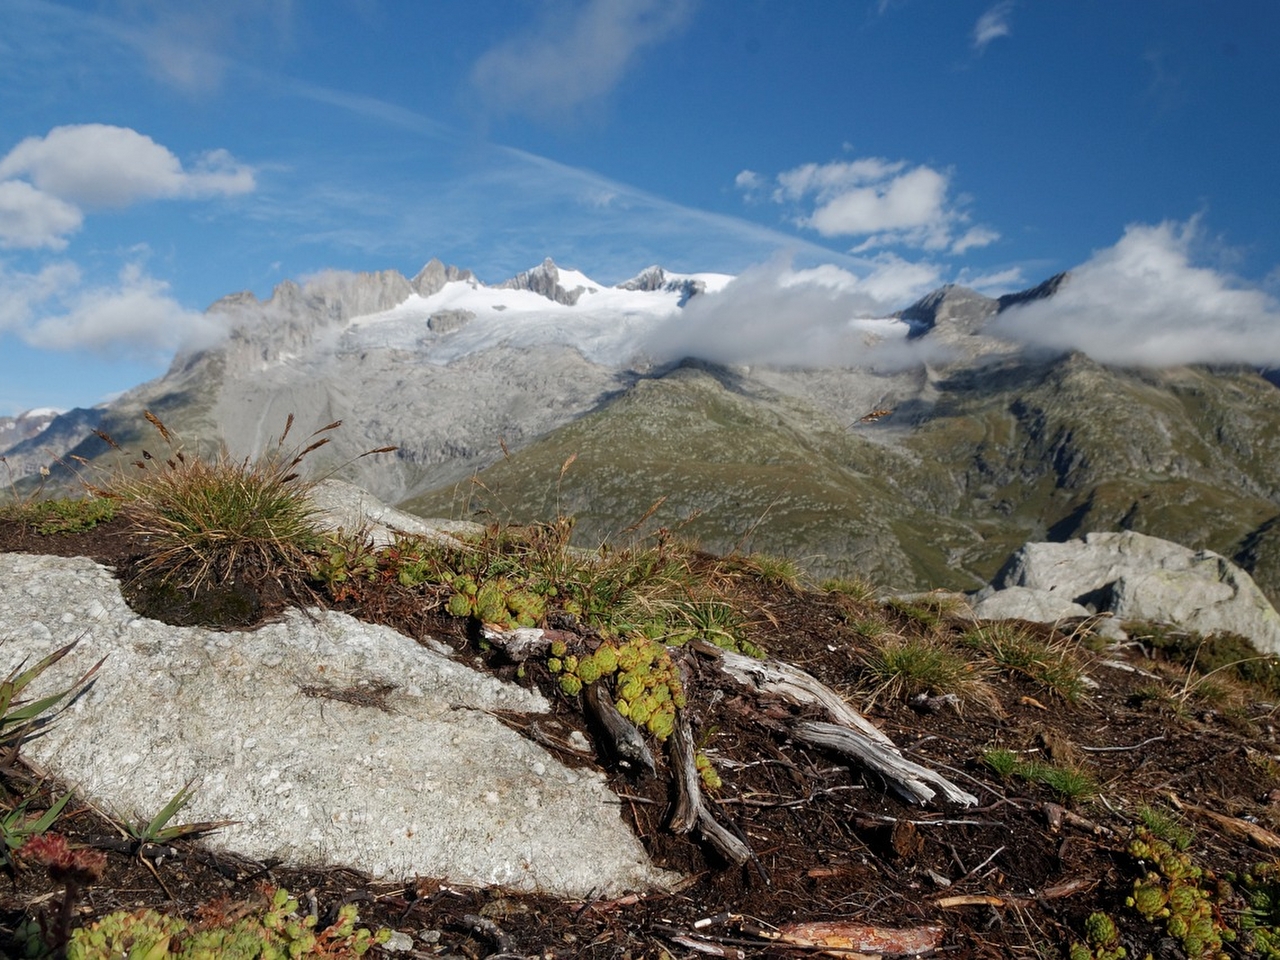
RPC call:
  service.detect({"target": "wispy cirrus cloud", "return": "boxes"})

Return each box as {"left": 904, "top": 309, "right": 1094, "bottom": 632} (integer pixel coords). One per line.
{"left": 972, "top": 1, "right": 1015, "bottom": 53}
{"left": 470, "top": 0, "right": 695, "bottom": 123}
{"left": 737, "top": 157, "right": 998, "bottom": 256}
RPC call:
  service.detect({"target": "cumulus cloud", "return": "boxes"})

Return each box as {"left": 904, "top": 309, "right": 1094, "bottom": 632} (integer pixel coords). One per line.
{"left": 0, "top": 259, "right": 222, "bottom": 358}
{"left": 0, "top": 180, "right": 83, "bottom": 250}
{"left": 973, "top": 2, "right": 1014, "bottom": 52}
{"left": 470, "top": 0, "right": 695, "bottom": 121}
{"left": 0, "top": 124, "right": 254, "bottom": 208}
{"left": 990, "top": 219, "right": 1280, "bottom": 366}
{"left": 742, "top": 157, "right": 998, "bottom": 256}
{"left": 640, "top": 255, "right": 945, "bottom": 369}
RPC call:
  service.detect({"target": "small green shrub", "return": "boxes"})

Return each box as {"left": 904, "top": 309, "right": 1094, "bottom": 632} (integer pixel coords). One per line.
{"left": 981, "top": 749, "right": 1096, "bottom": 801}
{"left": 1069, "top": 911, "right": 1126, "bottom": 960}
{"left": 821, "top": 576, "right": 877, "bottom": 604}
{"left": 1235, "top": 860, "right": 1280, "bottom": 957}
{"left": 1138, "top": 804, "right": 1195, "bottom": 851}
{"left": 19, "top": 884, "right": 390, "bottom": 959}
{"left": 983, "top": 747, "right": 1020, "bottom": 778}
{"left": 963, "top": 622, "right": 1089, "bottom": 701}
{"left": 1126, "top": 826, "right": 1235, "bottom": 959}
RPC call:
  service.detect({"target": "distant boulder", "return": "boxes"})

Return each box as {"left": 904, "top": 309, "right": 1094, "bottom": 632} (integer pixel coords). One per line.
{"left": 976, "top": 531, "right": 1280, "bottom": 654}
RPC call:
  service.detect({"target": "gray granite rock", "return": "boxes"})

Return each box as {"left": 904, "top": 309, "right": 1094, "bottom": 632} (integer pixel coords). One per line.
{"left": 985, "top": 531, "right": 1280, "bottom": 654}
{"left": 0, "top": 551, "right": 672, "bottom": 896}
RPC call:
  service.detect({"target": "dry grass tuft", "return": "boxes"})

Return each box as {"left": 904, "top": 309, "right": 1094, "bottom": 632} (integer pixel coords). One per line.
{"left": 109, "top": 413, "right": 332, "bottom": 589}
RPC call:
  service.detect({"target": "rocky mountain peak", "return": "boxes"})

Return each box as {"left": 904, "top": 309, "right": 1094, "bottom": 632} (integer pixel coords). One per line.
{"left": 412, "top": 258, "right": 475, "bottom": 298}
{"left": 897, "top": 284, "right": 998, "bottom": 337}
{"left": 996, "top": 271, "right": 1069, "bottom": 313}
{"left": 618, "top": 265, "right": 668, "bottom": 292}
{"left": 497, "top": 257, "right": 593, "bottom": 306}
{"left": 616, "top": 265, "right": 707, "bottom": 307}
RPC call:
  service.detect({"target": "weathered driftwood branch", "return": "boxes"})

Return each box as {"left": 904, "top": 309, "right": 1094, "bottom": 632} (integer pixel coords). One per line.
{"left": 711, "top": 649, "right": 978, "bottom": 807}
{"left": 695, "top": 808, "right": 752, "bottom": 867}
{"left": 667, "top": 713, "right": 701, "bottom": 835}
{"left": 583, "top": 681, "right": 656, "bottom": 776}
{"left": 668, "top": 712, "right": 753, "bottom": 865}
{"left": 481, "top": 625, "right": 552, "bottom": 661}
{"left": 792, "top": 721, "right": 977, "bottom": 807}
{"left": 714, "top": 649, "right": 896, "bottom": 747}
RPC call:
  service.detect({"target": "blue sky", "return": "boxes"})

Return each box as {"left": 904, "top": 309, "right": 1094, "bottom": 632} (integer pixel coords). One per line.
{"left": 2, "top": 0, "right": 1279, "bottom": 415}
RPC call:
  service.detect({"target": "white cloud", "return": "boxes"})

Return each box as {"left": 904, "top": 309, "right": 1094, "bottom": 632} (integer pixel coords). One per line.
{"left": 734, "top": 169, "right": 766, "bottom": 199}
{"left": 0, "top": 180, "right": 82, "bottom": 249}
{"left": 0, "top": 259, "right": 222, "bottom": 357}
{"left": 745, "top": 157, "right": 998, "bottom": 256}
{"left": 640, "top": 255, "right": 944, "bottom": 369}
{"left": 990, "top": 219, "right": 1280, "bottom": 366}
{"left": 810, "top": 166, "right": 949, "bottom": 241}
{"left": 951, "top": 225, "right": 1001, "bottom": 255}
{"left": 958, "top": 266, "right": 1026, "bottom": 296}
{"left": 0, "top": 260, "right": 80, "bottom": 334}
{"left": 0, "top": 124, "right": 254, "bottom": 208}
{"left": 973, "top": 2, "right": 1014, "bottom": 52}
{"left": 470, "top": 0, "right": 695, "bottom": 121}
{"left": 775, "top": 158, "right": 906, "bottom": 201}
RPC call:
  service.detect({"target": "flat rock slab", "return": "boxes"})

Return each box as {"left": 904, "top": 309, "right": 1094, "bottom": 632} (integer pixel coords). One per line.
{"left": 0, "top": 553, "right": 672, "bottom": 897}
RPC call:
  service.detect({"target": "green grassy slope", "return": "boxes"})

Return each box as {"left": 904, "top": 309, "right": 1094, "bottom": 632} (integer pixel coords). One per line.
{"left": 405, "top": 356, "right": 1280, "bottom": 602}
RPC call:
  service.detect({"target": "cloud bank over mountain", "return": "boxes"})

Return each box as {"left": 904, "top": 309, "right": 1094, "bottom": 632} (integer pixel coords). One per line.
{"left": 992, "top": 219, "right": 1280, "bottom": 367}
{"left": 640, "top": 256, "right": 946, "bottom": 369}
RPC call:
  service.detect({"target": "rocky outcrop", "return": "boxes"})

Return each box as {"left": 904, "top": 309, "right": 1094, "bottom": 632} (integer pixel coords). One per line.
{"left": 209, "top": 270, "right": 415, "bottom": 368}
{"left": 308, "top": 478, "right": 484, "bottom": 547}
{"left": 411, "top": 258, "right": 474, "bottom": 298}
{"left": 617, "top": 265, "right": 706, "bottom": 306}
{"left": 970, "top": 585, "right": 1092, "bottom": 624}
{"left": 897, "top": 284, "right": 998, "bottom": 339}
{"left": 976, "top": 531, "right": 1280, "bottom": 654}
{"left": 426, "top": 309, "right": 475, "bottom": 334}
{"left": 0, "top": 546, "right": 671, "bottom": 897}
{"left": 496, "top": 258, "right": 593, "bottom": 306}
{"left": 996, "top": 271, "right": 1069, "bottom": 312}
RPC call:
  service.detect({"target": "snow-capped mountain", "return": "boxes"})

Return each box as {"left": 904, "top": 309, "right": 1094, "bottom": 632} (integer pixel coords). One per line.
{"left": 22, "top": 258, "right": 985, "bottom": 506}
{"left": 208, "top": 257, "right": 737, "bottom": 374}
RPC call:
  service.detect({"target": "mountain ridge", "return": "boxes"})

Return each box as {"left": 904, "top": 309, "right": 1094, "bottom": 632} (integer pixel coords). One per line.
{"left": 9, "top": 256, "right": 1280, "bottom": 606}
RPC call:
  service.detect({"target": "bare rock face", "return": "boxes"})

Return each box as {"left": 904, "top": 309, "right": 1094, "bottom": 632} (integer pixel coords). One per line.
{"left": 970, "top": 585, "right": 1093, "bottom": 623}
{"left": 0, "top": 546, "right": 673, "bottom": 896}
{"left": 426, "top": 309, "right": 475, "bottom": 334}
{"left": 496, "top": 257, "right": 592, "bottom": 306}
{"left": 981, "top": 531, "right": 1280, "bottom": 654}
{"left": 411, "top": 258, "right": 474, "bottom": 298}
{"left": 211, "top": 270, "right": 415, "bottom": 368}
{"left": 617, "top": 265, "right": 706, "bottom": 306}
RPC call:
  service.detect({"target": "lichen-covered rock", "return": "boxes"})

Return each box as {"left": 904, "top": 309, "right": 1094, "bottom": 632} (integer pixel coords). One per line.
{"left": 0, "top": 552, "right": 673, "bottom": 897}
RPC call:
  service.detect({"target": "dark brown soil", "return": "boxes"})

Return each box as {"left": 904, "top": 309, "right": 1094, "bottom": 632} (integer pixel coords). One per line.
{"left": 2, "top": 517, "right": 1279, "bottom": 959}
